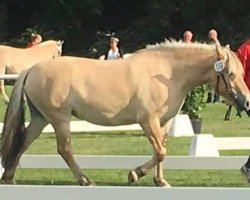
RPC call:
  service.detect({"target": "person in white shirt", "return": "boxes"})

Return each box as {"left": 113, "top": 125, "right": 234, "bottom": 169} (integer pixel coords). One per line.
{"left": 207, "top": 29, "right": 220, "bottom": 103}
{"left": 208, "top": 29, "right": 221, "bottom": 45}
{"left": 104, "top": 37, "right": 124, "bottom": 60}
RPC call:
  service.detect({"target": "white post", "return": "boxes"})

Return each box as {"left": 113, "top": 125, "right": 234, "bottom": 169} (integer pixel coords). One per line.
{"left": 0, "top": 156, "right": 5, "bottom": 179}
{"left": 188, "top": 134, "right": 220, "bottom": 156}
{"left": 168, "top": 114, "right": 194, "bottom": 137}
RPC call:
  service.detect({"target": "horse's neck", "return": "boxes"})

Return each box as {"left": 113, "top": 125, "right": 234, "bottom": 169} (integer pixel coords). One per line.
{"left": 167, "top": 49, "right": 217, "bottom": 92}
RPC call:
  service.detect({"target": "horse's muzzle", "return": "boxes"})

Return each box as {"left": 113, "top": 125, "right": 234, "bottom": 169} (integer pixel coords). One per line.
{"left": 245, "top": 109, "right": 250, "bottom": 117}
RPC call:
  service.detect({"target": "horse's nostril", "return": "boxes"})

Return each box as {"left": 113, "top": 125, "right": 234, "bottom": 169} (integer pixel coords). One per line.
{"left": 245, "top": 101, "right": 250, "bottom": 109}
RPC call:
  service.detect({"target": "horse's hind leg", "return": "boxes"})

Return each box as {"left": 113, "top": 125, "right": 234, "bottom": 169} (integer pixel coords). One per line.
{"left": 1, "top": 113, "right": 48, "bottom": 183}
{"left": 53, "top": 121, "right": 94, "bottom": 186}
{"left": 128, "top": 118, "right": 169, "bottom": 187}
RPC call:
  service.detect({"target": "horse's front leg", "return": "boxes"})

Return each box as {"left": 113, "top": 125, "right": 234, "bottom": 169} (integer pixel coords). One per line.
{"left": 153, "top": 129, "right": 171, "bottom": 187}
{"left": 154, "top": 162, "right": 171, "bottom": 187}
{"left": 0, "top": 79, "right": 10, "bottom": 103}
{"left": 128, "top": 118, "right": 170, "bottom": 187}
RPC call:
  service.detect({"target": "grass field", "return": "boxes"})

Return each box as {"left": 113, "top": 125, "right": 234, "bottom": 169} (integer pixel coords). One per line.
{"left": 1, "top": 86, "right": 250, "bottom": 187}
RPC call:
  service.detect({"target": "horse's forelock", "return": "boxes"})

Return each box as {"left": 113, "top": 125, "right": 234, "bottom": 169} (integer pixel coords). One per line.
{"left": 226, "top": 49, "right": 244, "bottom": 76}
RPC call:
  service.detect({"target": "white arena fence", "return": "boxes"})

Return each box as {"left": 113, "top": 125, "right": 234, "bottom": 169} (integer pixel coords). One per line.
{"left": 18, "top": 155, "right": 248, "bottom": 170}
{"left": 1, "top": 185, "right": 250, "bottom": 200}
{"left": 0, "top": 74, "right": 19, "bottom": 80}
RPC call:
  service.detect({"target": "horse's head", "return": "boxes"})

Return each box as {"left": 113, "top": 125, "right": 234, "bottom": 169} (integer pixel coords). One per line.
{"left": 55, "top": 40, "right": 64, "bottom": 57}
{"left": 211, "top": 43, "right": 250, "bottom": 116}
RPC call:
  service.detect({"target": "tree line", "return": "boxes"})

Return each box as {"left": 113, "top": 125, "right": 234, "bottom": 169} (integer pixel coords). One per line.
{"left": 0, "top": 0, "right": 249, "bottom": 57}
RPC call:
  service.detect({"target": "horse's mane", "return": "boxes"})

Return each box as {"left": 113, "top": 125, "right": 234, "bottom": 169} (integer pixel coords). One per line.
{"left": 37, "top": 40, "right": 57, "bottom": 46}
{"left": 145, "top": 39, "right": 215, "bottom": 52}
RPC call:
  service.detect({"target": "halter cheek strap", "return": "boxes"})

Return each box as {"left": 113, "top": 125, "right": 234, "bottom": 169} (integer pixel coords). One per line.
{"left": 214, "top": 60, "right": 241, "bottom": 116}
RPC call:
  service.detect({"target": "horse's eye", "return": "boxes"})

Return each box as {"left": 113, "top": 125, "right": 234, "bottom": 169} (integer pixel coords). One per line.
{"left": 228, "top": 72, "right": 235, "bottom": 78}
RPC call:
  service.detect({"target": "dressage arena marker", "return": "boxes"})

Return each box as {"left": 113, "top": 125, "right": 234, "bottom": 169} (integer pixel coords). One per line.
{"left": 189, "top": 134, "right": 250, "bottom": 156}
{"left": 0, "top": 185, "right": 250, "bottom": 200}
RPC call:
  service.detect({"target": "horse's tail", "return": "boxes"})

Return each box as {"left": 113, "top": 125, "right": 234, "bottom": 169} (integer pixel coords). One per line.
{"left": 0, "top": 69, "right": 29, "bottom": 169}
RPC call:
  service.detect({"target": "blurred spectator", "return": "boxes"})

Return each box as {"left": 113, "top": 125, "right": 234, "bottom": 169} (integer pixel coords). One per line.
{"left": 182, "top": 30, "right": 193, "bottom": 43}
{"left": 207, "top": 29, "right": 220, "bottom": 103}
{"left": 104, "top": 37, "right": 124, "bottom": 60}
{"left": 27, "top": 33, "right": 42, "bottom": 48}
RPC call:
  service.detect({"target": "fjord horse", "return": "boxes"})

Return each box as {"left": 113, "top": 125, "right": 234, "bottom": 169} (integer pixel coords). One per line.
{"left": 0, "top": 40, "right": 64, "bottom": 103}
{"left": 1, "top": 40, "right": 250, "bottom": 187}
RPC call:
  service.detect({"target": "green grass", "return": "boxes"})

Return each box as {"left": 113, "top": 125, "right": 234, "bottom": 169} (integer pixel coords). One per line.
{"left": 14, "top": 169, "right": 250, "bottom": 187}
{"left": 1, "top": 86, "right": 250, "bottom": 186}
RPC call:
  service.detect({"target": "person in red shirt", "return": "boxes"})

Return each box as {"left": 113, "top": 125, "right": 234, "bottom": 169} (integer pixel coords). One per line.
{"left": 236, "top": 40, "right": 250, "bottom": 181}
{"left": 236, "top": 39, "right": 250, "bottom": 90}
{"left": 224, "top": 39, "right": 250, "bottom": 121}
{"left": 26, "top": 33, "right": 42, "bottom": 48}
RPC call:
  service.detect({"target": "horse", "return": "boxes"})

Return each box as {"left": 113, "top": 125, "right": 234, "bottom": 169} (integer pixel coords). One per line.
{"left": 1, "top": 40, "right": 250, "bottom": 187}
{"left": 0, "top": 40, "right": 64, "bottom": 103}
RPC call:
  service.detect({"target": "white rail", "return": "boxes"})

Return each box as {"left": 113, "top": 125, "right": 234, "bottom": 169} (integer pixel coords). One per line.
{"left": 0, "top": 185, "right": 250, "bottom": 200}
{"left": 0, "top": 74, "right": 19, "bottom": 80}
{"left": 19, "top": 155, "right": 248, "bottom": 169}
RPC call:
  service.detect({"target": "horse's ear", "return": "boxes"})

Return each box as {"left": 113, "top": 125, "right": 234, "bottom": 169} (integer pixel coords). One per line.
{"left": 225, "top": 44, "right": 230, "bottom": 50}
{"left": 57, "top": 40, "right": 64, "bottom": 46}
{"left": 215, "top": 42, "right": 227, "bottom": 60}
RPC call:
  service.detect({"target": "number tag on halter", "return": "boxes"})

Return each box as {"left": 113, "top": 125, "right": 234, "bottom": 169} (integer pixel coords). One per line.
{"left": 214, "top": 60, "right": 225, "bottom": 72}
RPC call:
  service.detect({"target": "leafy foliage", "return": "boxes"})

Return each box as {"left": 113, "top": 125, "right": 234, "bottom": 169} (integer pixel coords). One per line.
{"left": 181, "top": 85, "right": 209, "bottom": 119}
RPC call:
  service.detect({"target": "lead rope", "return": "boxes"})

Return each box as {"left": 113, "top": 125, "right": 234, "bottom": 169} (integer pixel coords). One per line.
{"left": 217, "top": 72, "right": 242, "bottom": 117}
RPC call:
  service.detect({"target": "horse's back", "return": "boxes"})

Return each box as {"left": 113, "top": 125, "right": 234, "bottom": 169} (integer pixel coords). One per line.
{"left": 0, "top": 40, "right": 61, "bottom": 73}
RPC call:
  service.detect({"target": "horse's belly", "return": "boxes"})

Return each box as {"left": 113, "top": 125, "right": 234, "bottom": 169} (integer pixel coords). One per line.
{"left": 72, "top": 107, "right": 138, "bottom": 126}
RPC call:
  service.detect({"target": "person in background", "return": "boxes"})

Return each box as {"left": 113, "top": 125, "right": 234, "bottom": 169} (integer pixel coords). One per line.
{"left": 236, "top": 39, "right": 250, "bottom": 90}
{"left": 26, "top": 33, "right": 42, "bottom": 48}
{"left": 182, "top": 30, "right": 193, "bottom": 43}
{"left": 104, "top": 37, "right": 124, "bottom": 60}
{"left": 207, "top": 29, "right": 220, "bottom": 103}
{"left": 208, "top": 29, "right": 220, "bottom": 45}
{"left": 230, "top": 39, "right": 250, "bottom": 174}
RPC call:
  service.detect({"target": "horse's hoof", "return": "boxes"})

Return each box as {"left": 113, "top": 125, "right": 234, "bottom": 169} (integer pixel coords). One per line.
{"left": 241, "top": 165, "right": 250, "bottom": 183}
{"left": 128, "top": 170, "right": 138, "bottom": 184}
{"left": 87, "top": 182, "right": 96, "bottom": 186}
{"left": 0, "top": 177, "right": 16, "bottom": 184}
{"left": 79, "top": 177, "right": 96, "bottom": 186}
{"left": 153, "top": 178, "right": 171, "bottom": 187}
